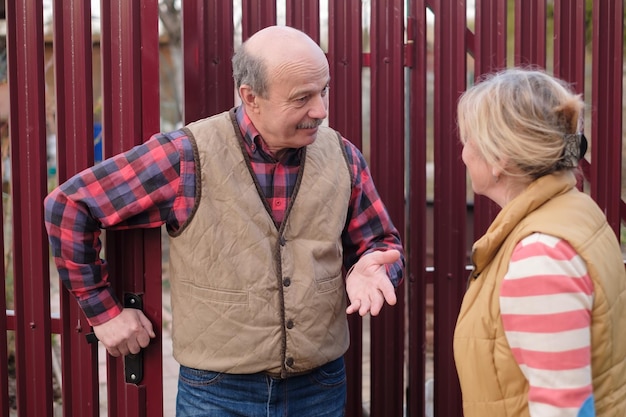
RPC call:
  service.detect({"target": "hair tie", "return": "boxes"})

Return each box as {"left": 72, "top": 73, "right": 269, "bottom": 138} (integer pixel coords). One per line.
{"left": 578, "top": 133, "right": 588, "bottom": 160}
{"left": 560, "top": 132, "right": 587, "bottom": 169}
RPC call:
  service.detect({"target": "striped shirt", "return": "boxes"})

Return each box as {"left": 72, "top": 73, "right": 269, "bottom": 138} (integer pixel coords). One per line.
{"left": 501, "top": 232, "right": 595, "bottom": 417}
{"left": 44, "top": 106, "right": 404, "bottom": 325}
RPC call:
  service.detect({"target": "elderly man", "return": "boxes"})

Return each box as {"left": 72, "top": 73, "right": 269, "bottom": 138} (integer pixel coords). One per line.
{"left": 45, "top": 25, "right": 405, "bottom": 416}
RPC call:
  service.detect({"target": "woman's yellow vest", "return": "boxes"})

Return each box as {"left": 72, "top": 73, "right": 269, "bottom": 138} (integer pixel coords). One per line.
{"left": 168, "top": 110, "right": 352, "bottom": 377}
{"left": 454, "top": 172, "right": 626, "bottom": 416}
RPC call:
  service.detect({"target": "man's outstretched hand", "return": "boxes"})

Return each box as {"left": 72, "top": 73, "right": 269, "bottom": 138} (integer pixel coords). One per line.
{"left": 345, "top": 249, "right": 400, "bottom": 316}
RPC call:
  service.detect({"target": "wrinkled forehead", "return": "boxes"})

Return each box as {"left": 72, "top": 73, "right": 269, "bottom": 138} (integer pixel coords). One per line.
{"left": 260, "top": 51, "right": 329, "bottom": 92}
{"left": 248, "top": 27, "right": 326, "bottom": 67}
{"left": 258, "top": 40, "right": 326, "bottom": 71}
{"left": 270, "top": 54, "right": 329, "bottom": 84}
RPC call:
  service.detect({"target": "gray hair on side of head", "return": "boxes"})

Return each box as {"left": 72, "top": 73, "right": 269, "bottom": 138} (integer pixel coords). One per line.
{"left": 232, "top": 42, "right": 269, "bottom": 98}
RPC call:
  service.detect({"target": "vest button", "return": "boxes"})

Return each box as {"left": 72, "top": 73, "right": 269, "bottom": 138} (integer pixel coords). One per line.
{"left": 285, "top": 357, "right": 294, "bottom": 367}
{"left": 286, "top": 319, "right": 294, "bottom": 329}
{"left": 283, "top": 277, "right": 291, "bottom": 287}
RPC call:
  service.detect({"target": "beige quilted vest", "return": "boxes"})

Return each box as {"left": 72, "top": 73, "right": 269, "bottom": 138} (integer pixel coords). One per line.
{"left": 169, "top": 110, "right": 352, "bottom": 377}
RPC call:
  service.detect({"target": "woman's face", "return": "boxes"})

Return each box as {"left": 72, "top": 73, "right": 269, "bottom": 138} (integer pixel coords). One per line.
{"left": 461, "top": 137, "right": 494, "bottom": 197}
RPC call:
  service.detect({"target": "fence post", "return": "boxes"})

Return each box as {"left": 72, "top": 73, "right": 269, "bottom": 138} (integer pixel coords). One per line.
{"left": 369, "top": 0, "right": 406, "bottom": 416}
{"left": 432, "top": 0, "right": 467, "bottom": 416}
{"left": 99, "top": 0, "right": 163, "bottom": 415}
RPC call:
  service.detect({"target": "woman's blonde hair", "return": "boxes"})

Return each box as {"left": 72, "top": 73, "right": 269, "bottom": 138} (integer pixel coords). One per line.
{"left": 457, "top": 68, "right": 585, "bottom": 180}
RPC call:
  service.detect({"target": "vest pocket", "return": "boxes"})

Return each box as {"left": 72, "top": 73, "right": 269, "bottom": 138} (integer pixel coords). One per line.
{"left": 314, "top": 273, "right": 343, "bottom": 293}
{"left": 179, "top": 279, "right": 249, "bottom": 304}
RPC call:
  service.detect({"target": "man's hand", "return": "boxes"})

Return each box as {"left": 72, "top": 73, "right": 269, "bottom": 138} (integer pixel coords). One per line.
{"left": 93, "top": 308, "right": 156, "bottom": 357}
{"left": 345, "top": 249, "right": 401, "bottom": 316}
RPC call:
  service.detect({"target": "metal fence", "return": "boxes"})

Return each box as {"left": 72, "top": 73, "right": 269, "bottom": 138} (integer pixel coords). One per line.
{"left": 2, "top": 0, "right": 624, "bottom": 416}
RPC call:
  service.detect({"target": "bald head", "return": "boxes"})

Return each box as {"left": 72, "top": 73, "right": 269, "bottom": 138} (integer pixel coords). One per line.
{"left": 246, "top": 25, "right": 323, "bottom": 61}
{"left": 232, "top": 26, "right": 327, "bottom": 98}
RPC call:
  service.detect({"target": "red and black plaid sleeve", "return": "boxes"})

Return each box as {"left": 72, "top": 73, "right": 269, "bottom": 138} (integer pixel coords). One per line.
{"left": 44, "top": 130, "right": 196, "bottom": 325}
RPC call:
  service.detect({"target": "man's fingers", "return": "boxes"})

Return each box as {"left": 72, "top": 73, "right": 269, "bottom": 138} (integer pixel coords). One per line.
{"left": 106, "top": 337, "right": 143, "bottom": 356}
{"left": 128, "top": 339, "right": 142, "bottom": 355}
{"left": 346, "top": 299, "right": 361, "bottom": 315}
{"left": 139, "top": 313, "right": 156, "bottom": 339}
{"left": 347, "top": 298, "right": 372, "bottom": 316}
{"left": 348, "top": 287, "right": 396, "bottom": 317}
{"left": 369, "top": 289, "right": 393, "bottom": 316}
{"left": 107, "top": 347, "right": 122, "bottom": 357}
{"left": 137, "top": 330, "right": 152, "bottom": 349}
{"left": 346, "top": 250, "right": 400, "bottom": 316}
{"left": 358, "top": 298, "right": 371, "bottom": 316}
{"left": 381, "top": 282, "right": 397, "bottom": 306}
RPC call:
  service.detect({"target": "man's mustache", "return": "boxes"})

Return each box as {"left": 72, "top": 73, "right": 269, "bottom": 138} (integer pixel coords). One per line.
{"left": 297, "top": 119, "right": 323, "bottom": 129}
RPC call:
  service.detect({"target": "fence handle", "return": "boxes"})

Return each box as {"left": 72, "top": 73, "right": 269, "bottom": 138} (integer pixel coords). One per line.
{"left": 84, "top": 293, "right": 145, "bottom": 385}
{"left": 122, "top": 293, "right": 144, "bottom": 385}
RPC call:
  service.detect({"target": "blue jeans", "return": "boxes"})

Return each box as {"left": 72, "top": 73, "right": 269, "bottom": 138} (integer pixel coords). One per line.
{"left": 176, "top": 357, "right": 347, "bottom": 417}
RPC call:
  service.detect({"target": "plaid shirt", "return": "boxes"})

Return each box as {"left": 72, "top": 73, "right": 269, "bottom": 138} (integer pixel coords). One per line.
{"left": 44, "top": 106, "right": 405, "bottom": 325}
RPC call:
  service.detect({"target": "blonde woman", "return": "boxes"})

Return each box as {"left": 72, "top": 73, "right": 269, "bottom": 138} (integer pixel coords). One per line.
{"left": 454, "top": 68, "right": 626, "bottom": 417}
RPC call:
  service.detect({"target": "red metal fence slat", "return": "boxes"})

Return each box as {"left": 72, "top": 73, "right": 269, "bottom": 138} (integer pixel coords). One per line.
{"left": 182, "top": 0, "right": 235, "bottom": 124}
{"left": 553, "top": 0, "right": 586, "bottom": 89}
{"left": 0, "top": 0, "right": 11, "bottom": 411}
{"left": 100, "top": 1, "right": 138, "bottom": 412}
{"left": 553, "top": 0, "right": 587, "bottom": 191}
{"left": 6, "top": 0, "right": 54, "bottom": 416}
{"left": 52, "top": 0, "right": 95, "bottom": 177}
{"left": 406, "top": 1, "right": 429, "bottom": 415}
{"left": 101, "top": 0, "right": 143, "bottom": 157}
{"left": 99, "top": 1, "right": 163, "bottom": 416}
{"left": 0, "top": 157, "right": 7, "bottom": 417}
{"left": 474, "top": 0, "right": 508, "bottom": 74}
{"left": 138, "top": 5, "right": 165, "bottom": 417}
{"left": 51, "top": 0, "right": 101, "bottom": 415}
{"left": 140, "top": 235, "right": 165, "bottom": 417}
{"left": 369, "top": 1, "right": 406, "bottom": 416}
{"left": 327, "top": 0, "right": 363, "bottom": 149}
{"left": 125, "top": 385, "right": 147, "bottom": 417}
{"left": 241, "top": 0, "right": 277, "bottom": 41}
{"left": 514, "top": 0, "right": 547, "bottom": 67}
{"left": 590, "top": 0, "right": 624, "bottom": 233}
{"left": 432, "top": 0, "right": 467, "bottom": 416}
{"left": 326, "top": 4, "right": 365, "bottom": 415}
{"left": 471, "top": 0, "right": 507, "bottom": 239}
{"left": 140, "top": 0, "right": 161, "bottom": 138}
{"left": 286, "top": 0, "right": 320, "bottom": 43}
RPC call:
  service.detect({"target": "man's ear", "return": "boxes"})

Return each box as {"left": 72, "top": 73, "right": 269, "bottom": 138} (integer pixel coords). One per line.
{"left": 239, "top": 85, "right": 258, "bottom": 110}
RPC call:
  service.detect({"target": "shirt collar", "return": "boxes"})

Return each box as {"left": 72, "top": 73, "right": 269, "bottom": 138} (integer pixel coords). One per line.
{"left": 235, "top": 105, "right": 302, "bottom": 161}
{"left": 235, "top": 105, "right": 260, "bottom": 147}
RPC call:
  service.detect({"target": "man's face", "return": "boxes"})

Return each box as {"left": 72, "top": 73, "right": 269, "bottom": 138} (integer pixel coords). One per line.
{"left": 249, "top": 56, "right": 330, "bottom": 154}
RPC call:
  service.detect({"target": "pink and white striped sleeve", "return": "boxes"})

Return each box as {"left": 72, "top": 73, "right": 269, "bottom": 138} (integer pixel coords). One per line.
{"left": 501, "top": 232, "right": 596, "bottom": 417}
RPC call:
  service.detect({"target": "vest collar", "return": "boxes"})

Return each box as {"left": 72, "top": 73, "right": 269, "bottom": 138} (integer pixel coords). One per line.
{"left": 470, "top": 171, "right": 577, "bottom": 278}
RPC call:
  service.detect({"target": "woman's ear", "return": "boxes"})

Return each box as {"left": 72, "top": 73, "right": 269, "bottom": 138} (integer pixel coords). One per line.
{"left": 491, "top": 157, "right": 508, "bottom": 180}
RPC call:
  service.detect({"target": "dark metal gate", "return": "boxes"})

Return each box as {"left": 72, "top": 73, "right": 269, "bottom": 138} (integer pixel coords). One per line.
{"left": 2, "top": 0, "right": 623, "bottom": 416}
